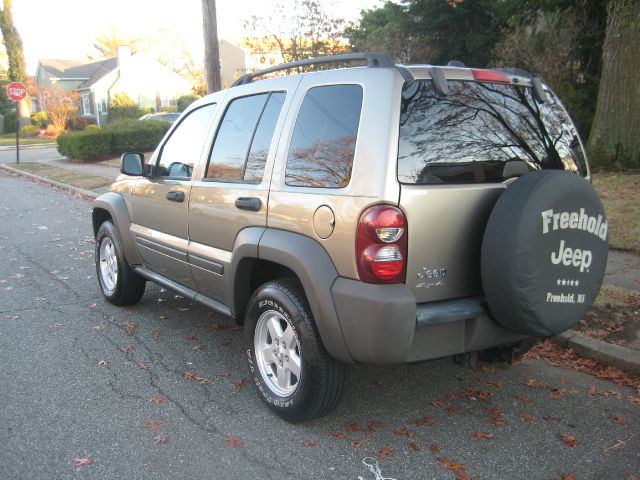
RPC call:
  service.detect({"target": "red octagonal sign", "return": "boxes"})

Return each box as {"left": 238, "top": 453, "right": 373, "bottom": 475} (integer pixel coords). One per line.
{"left": 6, "top": 81, "right": 27, "bottom": 101}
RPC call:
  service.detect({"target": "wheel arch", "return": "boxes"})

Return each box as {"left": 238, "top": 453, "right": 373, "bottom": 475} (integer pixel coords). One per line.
{"left": 229, "top": 227, "right": 354, "bottom": 364}
{"left": 92, "top": 192, "right": 142, "bottom": 265}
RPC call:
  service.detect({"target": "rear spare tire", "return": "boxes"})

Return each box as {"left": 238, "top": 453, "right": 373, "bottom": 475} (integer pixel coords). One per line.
{"left": 481, "top": 170, "right": 608, "bottom": 336}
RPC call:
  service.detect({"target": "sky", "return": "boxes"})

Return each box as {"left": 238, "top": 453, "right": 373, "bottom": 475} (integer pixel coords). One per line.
{"left": 12, "top": 0, "right": 382, "bottom": 75}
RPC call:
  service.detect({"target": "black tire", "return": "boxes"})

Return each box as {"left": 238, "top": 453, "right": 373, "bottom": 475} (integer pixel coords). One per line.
{"left": 481, "top": 170, "right": 608, "bottom": 336}
{"left": 95, "top": 221, "right": 146, "bottom": 306}
{"left": 244, "top": 278, "right": 346, "bottom": 423}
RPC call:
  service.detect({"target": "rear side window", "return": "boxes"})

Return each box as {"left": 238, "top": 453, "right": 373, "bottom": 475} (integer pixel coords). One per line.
{"left": 207, "top": 92, "right": 285, "bottom": 183}
{"left": 397, "top": 80, "right": 588, "bottom": 184}
{"left": 285, "top": 85, "right": 363, "bottom": 188}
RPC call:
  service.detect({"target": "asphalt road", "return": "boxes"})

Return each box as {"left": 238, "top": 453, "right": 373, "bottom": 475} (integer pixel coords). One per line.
{"left": 1, "top": 171, "right": 638, "bottom": 480}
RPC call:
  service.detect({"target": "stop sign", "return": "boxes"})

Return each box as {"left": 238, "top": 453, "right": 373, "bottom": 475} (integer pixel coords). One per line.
{"left": 6, "top": 82, "right": 27, "bottom": 101}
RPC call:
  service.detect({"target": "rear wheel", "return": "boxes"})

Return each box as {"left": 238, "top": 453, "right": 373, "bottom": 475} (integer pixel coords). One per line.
{"left": 95, "top": 221, "right": 146, "bottom": 306}
{"left": 244, "top": 278, "right": 346, "bottom": 423}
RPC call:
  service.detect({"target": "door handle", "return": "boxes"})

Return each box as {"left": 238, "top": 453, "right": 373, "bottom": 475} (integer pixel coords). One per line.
{"left": 235, "top": 197, "right": 261, "bottom": 212}
{"left": 166, "top": 190, "right": 185, "bottom": 202}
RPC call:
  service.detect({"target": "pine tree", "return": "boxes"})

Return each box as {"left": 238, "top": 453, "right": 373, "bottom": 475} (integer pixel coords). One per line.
{"left": 0, "top": 0, "right": 27, "bottom": 83}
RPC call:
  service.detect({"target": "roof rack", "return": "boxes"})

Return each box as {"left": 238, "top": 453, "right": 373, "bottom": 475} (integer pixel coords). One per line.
{"left": 232, "top": 52, "right": 414, "bottom": 86}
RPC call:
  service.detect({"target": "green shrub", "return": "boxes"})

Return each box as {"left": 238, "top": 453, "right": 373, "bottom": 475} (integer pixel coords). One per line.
{"left": 86, "top": 124, "right": 100, "bottom": 131}
{"left": 107, "top": 119, "right": 170, "bottom": 153}
{"left": 20, "top": 125, "right": 38, "bottom": 137}
{"left": 3, "top": 110, "right": 16, "bottom": 133}
{"left": 177, "top": 94, "right": 200, "bottom": 112}
{"left": 159, "top": 106, "right": 178, "bottom": 113}
{"left": 108, "top": 92, "right": 144, "bottom": 122}
{"left": 57, "top": 130, "right": 112, "bottom": 161}
{"left": 31, "top": 111, "right": 49, "bottom": 129}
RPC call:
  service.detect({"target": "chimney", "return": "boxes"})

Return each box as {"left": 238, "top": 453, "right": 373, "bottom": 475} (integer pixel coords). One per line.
{"left": 117, "top": 46, "right": 131, "bottom": 72}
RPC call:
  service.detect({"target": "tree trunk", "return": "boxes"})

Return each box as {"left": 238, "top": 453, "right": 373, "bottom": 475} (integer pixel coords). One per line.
{"left": 201, "top": 0, "right": 222, "bottom": 93}
{"left": 587, "top": 0, "right": 640, "bottom": 170}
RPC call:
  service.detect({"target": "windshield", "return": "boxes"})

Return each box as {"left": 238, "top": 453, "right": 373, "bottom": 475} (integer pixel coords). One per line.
{"left": 397, "top": 80, "right": 587, "bottom": 184}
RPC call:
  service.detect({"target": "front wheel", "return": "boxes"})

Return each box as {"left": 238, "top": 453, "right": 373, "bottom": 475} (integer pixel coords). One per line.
{"left": 95, "top": 221, "right": 146, "bottom": 306}
{"left": 244, "top": 279, "right": 346, "bottom": 423}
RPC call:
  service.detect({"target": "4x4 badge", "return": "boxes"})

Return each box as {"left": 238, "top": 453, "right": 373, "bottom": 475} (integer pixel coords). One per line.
{"left": 417, "top": 267, "right": 447, "bottom": 289}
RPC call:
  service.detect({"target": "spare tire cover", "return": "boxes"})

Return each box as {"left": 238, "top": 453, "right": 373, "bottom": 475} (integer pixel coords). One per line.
{"left": 481, "top": 170, "right": 608, "bottom": 337}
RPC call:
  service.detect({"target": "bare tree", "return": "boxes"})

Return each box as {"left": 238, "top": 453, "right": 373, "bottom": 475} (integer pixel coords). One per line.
{"left": 202, "top": 0, "right": 221, "bottom": 93}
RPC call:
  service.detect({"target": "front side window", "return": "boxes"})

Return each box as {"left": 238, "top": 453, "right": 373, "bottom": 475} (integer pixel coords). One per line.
{"left": 206, "top": 92, "right": 285, "bottom": 183}
{"left": 156, "top": 104, "right": 217, "bottom": 179}
{"left": 398, "top": 80, "right": 587, "bottom": 184}
{"left": 285, "top": 85, "right": 363, "bottom": 188}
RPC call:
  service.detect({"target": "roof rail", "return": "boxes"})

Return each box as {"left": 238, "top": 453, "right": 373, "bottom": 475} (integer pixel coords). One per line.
{"left": 232, "top": 52, "right": 414, "bottom": 86}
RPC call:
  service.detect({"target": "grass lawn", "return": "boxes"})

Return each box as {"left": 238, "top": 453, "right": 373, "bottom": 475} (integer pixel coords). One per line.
{"left": 9, "top": 162, "right": 112, "bottom": 190}
{"left": 592, "top": 172, "right": 640, "bottom": 255}
{"left": 0, "top": 134, "right": 55, "bottom": 147}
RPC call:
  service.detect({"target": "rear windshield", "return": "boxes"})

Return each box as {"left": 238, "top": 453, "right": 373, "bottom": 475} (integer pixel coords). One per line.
{"left": 397, "top": 80, "right": 587, "bottom": 184}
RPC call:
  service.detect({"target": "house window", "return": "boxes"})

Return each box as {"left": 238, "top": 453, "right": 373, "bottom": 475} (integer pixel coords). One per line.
{"left": 82, "top": 95, "right": 91, "bottom": 115}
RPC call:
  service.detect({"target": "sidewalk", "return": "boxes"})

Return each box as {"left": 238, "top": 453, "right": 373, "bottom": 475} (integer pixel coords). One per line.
{"left": 1, "top": 156, "right": 639, "bottom": 375}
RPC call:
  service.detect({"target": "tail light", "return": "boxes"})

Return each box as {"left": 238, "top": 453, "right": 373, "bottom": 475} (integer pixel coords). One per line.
{"left": 472, "top": 69, "right": 510, "bottom": 84}
{"left": 356, "top": 205, "right": 407, "bottom": 284}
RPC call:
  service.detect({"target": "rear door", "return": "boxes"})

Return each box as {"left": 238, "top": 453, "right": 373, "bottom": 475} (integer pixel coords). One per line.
{"left": 188, "top": 81, "right": 295, "bottom": 304}
{"left": 397, "top": 76, "right": 588, "bottom": 303}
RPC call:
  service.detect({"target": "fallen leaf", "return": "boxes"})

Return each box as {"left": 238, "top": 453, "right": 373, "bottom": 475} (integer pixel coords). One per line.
{"left": 149, "top": 395, "right": 168, "bottom": 405}
{"left": 154, "top": 435, "right": 169, "bottom": 445}
{"left": 489, "top": 416, "right": 505, "bottom": 427}
{"left": 192, "top": 344, "right": 205, "bottom": 351}
{"left": 225, "top": 433, "right": 243, "bottom": 448}
{"left": 473, "top": 431, "right": 495, "bottom": 440}
{"left": 446, "top": 407, "right": 457, "bottom": 414}
{"left": 152, "top": 330, "right": 162, "bottom": 338}
{"left": 98, "top": 360, "right": 110, "bottom": 367}
{"left": 560, "top": 433, "right": 578, "bottom": 448}
{"left": 366, "top": 419, "right": 385, "bottom": 431}
{"left": 409, "top": 441, "right": 421, "bottom": 452}
{"left": 487, "top": 406, "right": 503, "bottom": 415}
{"left": 560, "top": 473, "right": 576, "bottom": 480}
{"left": 393, "top": 427, "right": 414, "bottom": 437}
{"left": 609, "top": 416, "right": 626, "bottom": 425}
{"left": 303, "top": 439, "right": 316, "bottom": 447}
{"left": 221, "top": 339, "right": 232, "bottom": 347}
{"left": 350, "top": 439, "right": 365, "bottom": 448}
{"left": 124, "top": 322, "right": 138, "bottom": 336}
{"left": 432, "top": 399, "right": 444, "bottom": 407}
{"left": 414, "top": 416, "right": 436, "bottom": 427}
{"left": 378, "top": 447, "right": 393, "bottom": 460}
{"left": 429, "top": 443, "right": 440, "bottom": 453}
{"left": 135, "top": 362, "right": 150, "bottom": 370}
{"left": 234, "top": 378, "right": 250, "bottom": 388}
{"left": 217, "top": 371, "right": 230, "bottom": 379}
{"left": 70, "top": 457, "right": 92, "bottom": 467}
{"left": 120, "top": 344, "right": 135, "bottom": 353}
{"left": 143, "top": 420, "right": 163, "bottom": 429}
{"left": 346, "top": 422, "right": 361, "bottom": 432}
{"left": 93, "top": 325, "right": 105, "bottom": 331}
{"left": 49, "top": 323, "right": 62, "bottom": 328}
{"left": 518, "top": 412, "right": 535, "bottom": 423}
{"left": 516, "top": 394, "right": 531, "bottom": 403}
{"left": 543, "top": 415, "right": 557, "bottom": 422}
{"left": 333, "top": 433, "right": 346, "bottom": 440}
{"left": 182, "top": 371, "right": 213, "bottom": 384}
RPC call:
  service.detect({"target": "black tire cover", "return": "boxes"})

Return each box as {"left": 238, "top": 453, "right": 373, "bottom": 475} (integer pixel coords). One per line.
{"left": 481, "top": 170, "right": 608, "bottom": 336}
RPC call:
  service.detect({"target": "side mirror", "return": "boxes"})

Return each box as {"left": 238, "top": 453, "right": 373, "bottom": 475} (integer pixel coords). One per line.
{"left": 121, "top": 152, "right": 144, "bottom": 176}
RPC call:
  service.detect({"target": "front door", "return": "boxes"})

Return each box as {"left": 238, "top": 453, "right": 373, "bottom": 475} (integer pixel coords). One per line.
{"left": 129, "top": 103, "right": 218, "bottom": 289}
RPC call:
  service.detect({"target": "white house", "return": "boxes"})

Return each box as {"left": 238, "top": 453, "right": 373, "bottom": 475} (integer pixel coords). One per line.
{"left": 34, "top": 47, "right": 192, "bottom": 126}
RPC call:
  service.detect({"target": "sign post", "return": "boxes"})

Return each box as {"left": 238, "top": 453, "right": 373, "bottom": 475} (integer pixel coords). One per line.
{"left": 6, "top": 82, "right": 28, "bottom": 164}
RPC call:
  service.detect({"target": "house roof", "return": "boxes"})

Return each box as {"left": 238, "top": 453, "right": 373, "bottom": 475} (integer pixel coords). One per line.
{"left": 39, "top": 58, "right": 117, "bottom": 84}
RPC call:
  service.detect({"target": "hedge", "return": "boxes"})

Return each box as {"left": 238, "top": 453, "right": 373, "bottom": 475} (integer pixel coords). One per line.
{"left": 57, "top": 130, "right": 112, "bottom": 161}
{"left": 56, "top": 120, "right": 170, "bottom": 161}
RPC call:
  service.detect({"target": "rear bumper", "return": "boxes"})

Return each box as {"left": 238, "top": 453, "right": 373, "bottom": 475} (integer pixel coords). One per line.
{"left": 331, "top": 278, "right": 525, "bottom": 364}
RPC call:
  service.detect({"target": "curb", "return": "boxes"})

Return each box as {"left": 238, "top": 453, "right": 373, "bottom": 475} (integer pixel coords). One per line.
{"left": 0, "top": 163, "right": 98, "bottom": 199}
{"left": 553, "top": 329, "right": 640, "bottom": 376}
